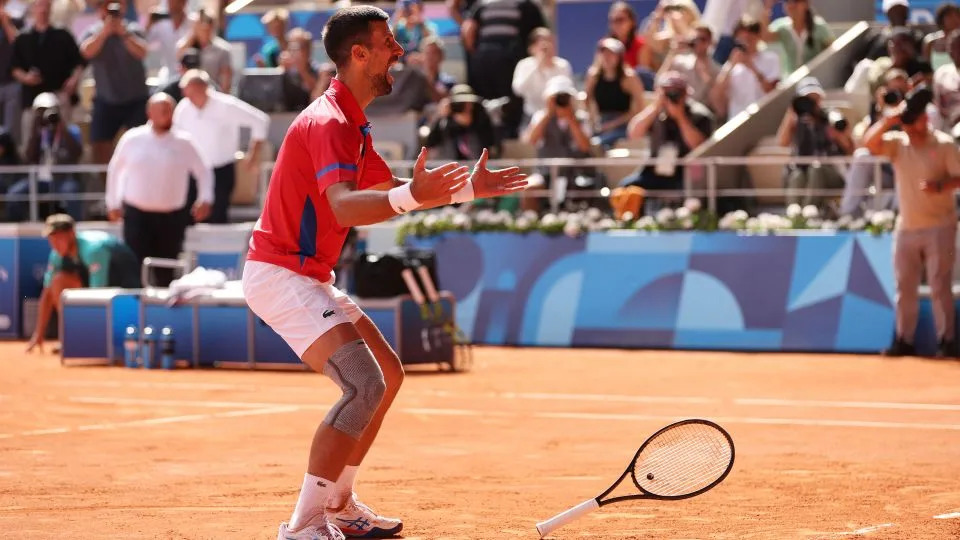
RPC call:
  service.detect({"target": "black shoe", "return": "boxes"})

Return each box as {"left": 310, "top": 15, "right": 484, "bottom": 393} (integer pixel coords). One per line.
{"left": 883, "top": 336, "right": 915, "bottom": 357}
{"left": 937, "top": 339, "right": 957, "bottom": 359}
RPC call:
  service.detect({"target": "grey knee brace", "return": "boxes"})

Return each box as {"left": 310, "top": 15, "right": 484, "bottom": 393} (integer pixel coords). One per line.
{"left": 322, "top": 339, "right": 386, "bottom": 439}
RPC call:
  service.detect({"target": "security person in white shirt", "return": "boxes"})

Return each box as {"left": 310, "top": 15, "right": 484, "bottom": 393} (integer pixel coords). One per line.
{"left": 106, "top": 92, "right": 213, "bottom": 286}
{"left": 174, "top": 69, "right": 270, "bottom": 223}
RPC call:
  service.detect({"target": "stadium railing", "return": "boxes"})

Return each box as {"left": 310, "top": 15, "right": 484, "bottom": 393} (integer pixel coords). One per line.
{"left": 0, "top": 154, "right": 893, "bottom": 222}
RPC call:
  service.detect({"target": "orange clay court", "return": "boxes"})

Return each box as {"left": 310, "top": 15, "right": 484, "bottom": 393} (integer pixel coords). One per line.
{"left": 1, "top": 343, "right": 959, "bottom": 540}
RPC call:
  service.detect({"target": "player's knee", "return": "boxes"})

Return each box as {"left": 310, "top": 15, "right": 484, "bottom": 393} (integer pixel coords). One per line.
{"left": 322, "top": 339, "right": 386, "bottom": 439}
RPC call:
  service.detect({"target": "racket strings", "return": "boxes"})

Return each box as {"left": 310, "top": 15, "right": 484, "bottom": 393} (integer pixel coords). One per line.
{"left": 633, "top": 423, "right": 732, "bottom": 497}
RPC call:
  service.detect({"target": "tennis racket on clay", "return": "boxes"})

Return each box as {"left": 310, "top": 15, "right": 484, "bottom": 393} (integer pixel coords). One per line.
{"left": 536, "top": 419, "right": 735, "bottom": 538}
{"left": 414, "top": 264, "right": 473, "bottom": 372}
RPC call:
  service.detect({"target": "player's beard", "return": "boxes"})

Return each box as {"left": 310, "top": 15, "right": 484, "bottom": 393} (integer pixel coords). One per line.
{"left": 370, "top": 57, "right": 399, "bottom": 97}
{"left": 371, "top": 72, "right": 392, "bottom": 96}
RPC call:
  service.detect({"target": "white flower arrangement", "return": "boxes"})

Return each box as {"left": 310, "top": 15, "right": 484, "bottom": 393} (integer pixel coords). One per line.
{"left": 396, "top": 203, "right": 898, "bottom": 242}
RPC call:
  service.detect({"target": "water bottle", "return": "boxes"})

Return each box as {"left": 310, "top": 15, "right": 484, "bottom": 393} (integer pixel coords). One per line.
{"left": 141, "top": 326, "right": 156, "bottom": 369}
{"left": 123, "top": 325, "right": 139, "bottom": 368}
{"left": 160, "top": 326, "right": 175, "bottom": 370}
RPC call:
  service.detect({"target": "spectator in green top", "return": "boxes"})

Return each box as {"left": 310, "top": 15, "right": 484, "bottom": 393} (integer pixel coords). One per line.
{"left": 760, "top": 0, "right": 834, "bottom": 76}
{"left": 26, "top": 213, "right": 140, "bottom": 353}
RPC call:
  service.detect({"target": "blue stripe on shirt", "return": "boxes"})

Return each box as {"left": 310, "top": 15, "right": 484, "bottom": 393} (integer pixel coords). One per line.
{"left": 316, "top": 162, "right": 358, "bottom": 180}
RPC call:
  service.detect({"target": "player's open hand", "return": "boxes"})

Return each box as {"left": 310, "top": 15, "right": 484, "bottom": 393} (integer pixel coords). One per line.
{"left": 470, "top": 148, "right": 528, "bottom": 199}
{"left": 410, "top": 147, "right": 470, "bottom": 203}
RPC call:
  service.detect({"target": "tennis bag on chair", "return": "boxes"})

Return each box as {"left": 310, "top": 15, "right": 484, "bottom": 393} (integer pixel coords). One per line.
{"left": 353, "top": 249, "right": 438, "bottom": 298}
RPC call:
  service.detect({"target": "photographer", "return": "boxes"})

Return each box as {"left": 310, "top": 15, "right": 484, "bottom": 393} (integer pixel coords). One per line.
{"left": 424, "top": 84, "right": 497, "bottom": 161}
{"left": 79, "top": 0, "right": 149, "bottom": 165}
{"left": 622, "top": 72, "right": 714, "bottom": 192}
{"left": 145, "top": 0, "right": 192, "bottom": 84}
{"left": 776, "top": 77, "right": 852, "bottom": 209}
{"left": 840, "top": 70, "right": 908, "bottom": 216}
{"left": 11, "top": 0, "right": 84, "bottom": 139}
{"left": 863, "top": 84, "right": 960, "bottom": 358}
{"left": 6, "top": 92, "right": 82, "bottom": 221}
{"left": 176, "top": 9, "right": 232, "bottom": 93}
{"left": 658, "top": 24, "right": 719, "bottom": 110}
{"left": 522, "top": 76, "right": 593, "bottom": 209}
{"left": 709, "top": 15, "right": 780, "bottom": 121}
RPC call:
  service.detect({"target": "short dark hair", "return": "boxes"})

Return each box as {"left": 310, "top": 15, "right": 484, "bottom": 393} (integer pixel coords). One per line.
{"left": 937, "top": 2, "right": 960, "bottom": 28}
{"left": 322, "top": 6, "right": 389, "bottom": 68}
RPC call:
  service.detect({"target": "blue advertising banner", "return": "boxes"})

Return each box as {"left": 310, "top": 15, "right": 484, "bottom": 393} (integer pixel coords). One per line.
{"left": 407, "top": 231, "right": 896, "bottom": 352}
{"left": 0, "top": 238, "right": 17, "bottom": 337}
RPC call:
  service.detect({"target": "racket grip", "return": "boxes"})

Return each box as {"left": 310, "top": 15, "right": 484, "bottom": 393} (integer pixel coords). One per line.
{"left": 536, "top": 498, "right": 600, "bottom": 538}
{"left": 400, "top": 268, "right": 427, "bottom": 306}
{"left": 416, "top": 265, "right": 441, "bottom": 303}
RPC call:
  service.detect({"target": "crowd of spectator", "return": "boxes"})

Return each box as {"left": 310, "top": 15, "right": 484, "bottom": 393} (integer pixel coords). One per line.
{"left": 0, "top": 0, "right": 959, "bottom": 226}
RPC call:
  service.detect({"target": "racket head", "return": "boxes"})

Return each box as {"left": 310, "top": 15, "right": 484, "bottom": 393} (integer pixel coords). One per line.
{"left": 627, "top": 419, "right": 734, "bottom": 500}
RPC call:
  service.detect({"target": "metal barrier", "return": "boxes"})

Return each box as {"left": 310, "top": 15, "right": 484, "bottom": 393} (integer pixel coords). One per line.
{"left": 0, "top": 154, "right": 894, "bottom": 221}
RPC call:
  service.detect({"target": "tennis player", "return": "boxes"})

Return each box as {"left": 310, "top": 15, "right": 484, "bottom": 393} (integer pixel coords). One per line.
{"left": 242, "top": 6, "right": 527, "bottom": 540}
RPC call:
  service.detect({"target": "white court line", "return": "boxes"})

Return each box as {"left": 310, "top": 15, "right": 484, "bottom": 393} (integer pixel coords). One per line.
{"left": 0, "top": 406, "right": 300, "bottom": 440}
{"left": 426, "top": 389, "right": 715, "bottom": 405}
{"left": 535, "top": 411, "right": 960, "bottom": 431}
{"left": 68, "top": 396, "right": 289, "bottom": 409}
{"left": 819, "top": 523, "right": 896, "bottom": 537}
{"left": 41, "top": 382, "right": 960, "bottom": 413}
{"left": 934, "top": 512, "right": 960, "bottom": 519}
{"left": 735, "top": 398, "right": 960, "bottom": 412}
{"left": 5, "top": 398, "right": 960, "bottom": 440}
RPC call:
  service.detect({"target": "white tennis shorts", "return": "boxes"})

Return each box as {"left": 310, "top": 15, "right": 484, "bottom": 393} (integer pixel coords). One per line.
{"left": 241, "top": 260, "right": 363, "bottom": 358}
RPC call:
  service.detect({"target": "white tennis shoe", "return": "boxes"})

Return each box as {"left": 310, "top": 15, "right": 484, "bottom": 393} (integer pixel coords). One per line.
{"left": 277, "top": 513, "right": 345, "bottom": 540}
{"left": 328, "top": 495, "right": 403, "bottom": 538}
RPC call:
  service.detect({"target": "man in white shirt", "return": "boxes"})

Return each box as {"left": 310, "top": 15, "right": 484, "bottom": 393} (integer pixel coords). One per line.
{"left": 173, "top": 69, "right": 269, "bottom": 223}
{"left": 146, "top": 0, "right": 193, "bottom": 84}
{"left": 709, "top": 15, "right": 780, "bottom": 121}
{"left": 934, "top": 29, "right": 960, "bottom": 133}
{"left": 511, "top": 27, "right": 572, "bottom": 128}
{"left": 106, "top": 93, "right": 212, "bottom": 286}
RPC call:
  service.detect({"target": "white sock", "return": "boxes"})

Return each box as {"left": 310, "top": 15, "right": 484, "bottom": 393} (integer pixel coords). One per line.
{"left": 289, "top": 473, "right": 336, "bottom": 531}
{"left": 331, "top": 465, "right": 359, "bottom": 508}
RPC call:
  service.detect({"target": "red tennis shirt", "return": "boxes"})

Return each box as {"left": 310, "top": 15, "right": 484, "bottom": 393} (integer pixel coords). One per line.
{"left": 246, "top": 79, "right": 394, "bottom": 281}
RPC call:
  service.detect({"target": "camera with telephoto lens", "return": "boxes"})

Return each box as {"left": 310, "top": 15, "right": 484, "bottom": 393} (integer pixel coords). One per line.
{"left": 665, "top": 88, "right": 685, "bottom": 104}
{"left": 106, "top": 2, "right": 121, "bottom": 16}
{"left": 899, "top": 84, "right": 933, "bottom": 125}
{"left": 554, "top": 92, "right": 571, "bottom": 108}
{"left": 792, "top": 95, "right": 847, "bottom": 131}
{"left": 41, "top": 107, "right": 61, "bottom": 127}
{"left": 883, "top": 89, "right": 903, "bottom": 106}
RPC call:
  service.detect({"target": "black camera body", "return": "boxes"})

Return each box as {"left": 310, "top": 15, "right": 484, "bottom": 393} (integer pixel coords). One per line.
{"left": 554, "top": 92, "right": 571, "bottom": 108}
{"left": 883, "top": 89, "right": 903, "bottom": 106}
{"left": 41, "top": 107, "right": 61, "bottom": 127}
{"left": 900, "top": 85, "right": 933, "bottom": 125}
{"left": 106, "top": 2, "right": 122, "bottom": 16}
{"left": 792, "top": 95, "right": 847, "bottom": 131}
{"left": 731, "top": 40, "right": 747, "bottom": 53}
{"left": 665, "top": 89, "right": 685, "bottom": 104}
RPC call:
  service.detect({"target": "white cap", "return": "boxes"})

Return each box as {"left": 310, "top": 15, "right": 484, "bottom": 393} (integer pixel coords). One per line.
{"left": 796, "top": 77, "right": 825, "bottom": 98}
{"left": 543, "top": 76, "right": 577, "bottom": 100}
{"left": 32, "top": 92, "right": 59, "bottom": 109}
{"left": 883, "top": 0, "right": 909, "bottom": 12}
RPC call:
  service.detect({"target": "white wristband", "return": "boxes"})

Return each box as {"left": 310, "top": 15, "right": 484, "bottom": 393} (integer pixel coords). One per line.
{"left": 388, "top": 182, "right": 421, "bottom": 214}
{"left": 450, "top": 180, "right": 475, "bottom": 204}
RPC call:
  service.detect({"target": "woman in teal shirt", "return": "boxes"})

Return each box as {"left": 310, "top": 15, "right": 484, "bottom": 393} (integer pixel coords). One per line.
{"left": 761, "top": 0, "right": 834, "bottom": 77}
